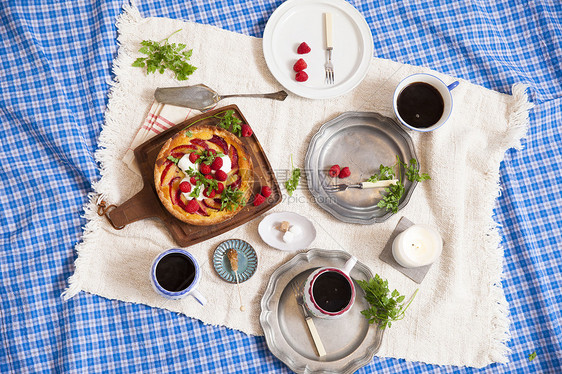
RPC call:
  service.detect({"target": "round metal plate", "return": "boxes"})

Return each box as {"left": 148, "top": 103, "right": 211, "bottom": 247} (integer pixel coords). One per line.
{"left": 260, "top": 249, "right": 384, "bottom": 374}
{"left": 305, "top": 111, "right": 418, "bottom": 224}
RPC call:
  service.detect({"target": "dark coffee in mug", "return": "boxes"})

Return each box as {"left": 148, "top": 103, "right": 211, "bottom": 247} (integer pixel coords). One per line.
{"left": 312, "top": 271, "right": 353, "bottom": 313}
{"left": 396, "top": 82, "right": 444, "bottom": 128}
{"left": 155, "top": 253, "right": 196, "bottom": 292}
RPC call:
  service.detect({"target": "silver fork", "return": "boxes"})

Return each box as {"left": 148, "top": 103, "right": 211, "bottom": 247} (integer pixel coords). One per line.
{"left": 290, "top": 281, "right": 326, "bottom": 357}
{"left": 324, "top": 13, "right": 334, "bottom": 84}
{"left": 324, "top": 179, "right": 399, "bottom": 193}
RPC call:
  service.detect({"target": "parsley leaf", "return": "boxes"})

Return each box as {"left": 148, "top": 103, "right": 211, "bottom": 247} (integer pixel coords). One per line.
{"left": 167, "top": 155, "right": 180, "bottom": 164}
{"left": 217, "top": 110, "right": 243, "bottom": 136}
{"left": 132, "top": 29, "right": 197, "bottom": 81}
{"left": 284, "top": 155, "right": 301, "bottom": 196}
{"left": 366, "top": 164, "right": 396, "bottom": 182}
{"left": 377, "top": 181, "right": 405, "bottom": 213}
{"left": 528, "top": 351, "right": 537, "bottom": 361}
{"left": 356, "top": 275, "right": 418, "bottom": 329}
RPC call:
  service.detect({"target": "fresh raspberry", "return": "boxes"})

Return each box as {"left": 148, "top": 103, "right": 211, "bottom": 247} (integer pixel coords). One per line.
{"left": 216, "top": 183, "right": 225, "bottom": 194}
{"left": 200, "top": 163, "right": 212, "bottom": 175}
{"left": 186, "top": 199, "right": 199, "bottom": 214}
{"left": 241, "top": 124, "right": 253, "bottom": 137}
{"left": 205, "top": 174, "right": 213, "bottom": 180}
{"left": 338, "top": 166, "right": 351, "bottom": 178}
{"left": 253, "top": 194, "right": 266, "bottom": 206}
{"left": 190, "top": 176, "right": 198, "bottom": 185}
{"left": 293, "top": 58, "right": 307, "bottom": 72}
{"left": 179, "top": 181, "right": 191, "bottom": 193}
{"left": 297, "top": 42, "right": 311, "bottom": 54}
{"left": 189, "top": 152, "right": 199, "bottom": 163}
{"left": 295, "top": 71, "right": 308, "bottom": 82}
{"left": 329, "top": 164, "right": 340, "bottom": 177}
{"left": 203, "top": 188, "right": 216, "bottom": 198}
{"left": 215, "top": 170, "right": 228, "bottom": 181}
{"left": 261, "top": 185, "right": 272, "bottom": 197}
{"left": 209, "top": 149, "right": 217, "bottom": 156}
{"left": 211, "top": 157, "right": 223, "bottom": 170}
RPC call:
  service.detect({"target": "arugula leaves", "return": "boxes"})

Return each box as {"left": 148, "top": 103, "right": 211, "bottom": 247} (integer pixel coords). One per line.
{"left": 217, "top": 110, "right": 243, "bottom": 137}
{"left": 284, "top": 155, "right": 301, "bottom": 196}
{"left": 356, "top": 275, "right": 418, "bottom": 329}
{"left": 220, "top": 186, "right": 246, "bottom": 211}
{"left": 132, "top": 29, "right": 197, "bottom": 81}
{"left": 367, "top": 156, "right": 430, "bottom": 213}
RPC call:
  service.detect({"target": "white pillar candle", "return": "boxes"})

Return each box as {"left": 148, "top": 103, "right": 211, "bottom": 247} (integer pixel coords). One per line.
{"left": 392, "top": 224, "right": 443, "bottom": 268}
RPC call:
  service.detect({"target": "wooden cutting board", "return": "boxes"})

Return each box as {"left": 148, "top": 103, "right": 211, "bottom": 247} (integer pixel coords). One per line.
{"left": 106, "top": 104, "right": 282, "bottom": 247}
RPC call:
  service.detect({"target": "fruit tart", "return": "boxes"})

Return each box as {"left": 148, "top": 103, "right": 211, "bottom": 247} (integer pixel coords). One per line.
{"left": 154, "top": 124, "right": 253, "bottom": 225}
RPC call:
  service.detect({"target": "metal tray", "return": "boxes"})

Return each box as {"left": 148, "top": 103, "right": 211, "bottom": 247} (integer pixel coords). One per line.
{"left": 305, "top": 111, "right": 418, "bottom": 224}
{"left": 260, "top": 249, "right": 384, "bottom": 374}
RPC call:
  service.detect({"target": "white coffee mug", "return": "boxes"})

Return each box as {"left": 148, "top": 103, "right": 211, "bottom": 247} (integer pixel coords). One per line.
{"left": 393, "top": 73, "right": 459, "bottom": 132}
{"left": 303, "top": 256, "right": 357, "bottom": 319}
{"left": 150, "top": 249, "right": 206, "bottom": 305}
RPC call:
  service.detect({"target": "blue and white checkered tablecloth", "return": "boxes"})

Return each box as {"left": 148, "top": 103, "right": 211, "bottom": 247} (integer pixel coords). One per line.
{"left": 0, "top": 0, "right": 560, "bottom": 373}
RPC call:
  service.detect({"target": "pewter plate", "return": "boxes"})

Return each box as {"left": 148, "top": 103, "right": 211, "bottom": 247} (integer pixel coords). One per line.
{"left": 305, "top": 112, "right": 418, "bottom": 224}
{"left": 260, "top": 249, "right": 384, "bottom": 374}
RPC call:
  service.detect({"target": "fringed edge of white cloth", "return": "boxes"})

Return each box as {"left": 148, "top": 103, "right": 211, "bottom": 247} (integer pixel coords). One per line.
{"left": 484, "top": 83, "right": 532, "bottom": 364}
{"left": 61, "top": 3, "right": 145, "bottom": 300}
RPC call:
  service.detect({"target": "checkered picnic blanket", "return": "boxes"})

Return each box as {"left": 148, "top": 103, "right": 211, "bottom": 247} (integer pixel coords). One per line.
{"left": 0, "top": 1, "right": 560, "bottom": 373}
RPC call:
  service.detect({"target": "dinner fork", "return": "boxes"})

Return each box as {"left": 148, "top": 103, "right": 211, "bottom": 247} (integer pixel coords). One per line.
{"left": 324, "top": 13, "right": 334, "bottom": 84}
{"left": 324, "top": 179, "right": 399, "bottom": 193}
{"left": 290, "top": 281, "right": 327, "bottom": 357}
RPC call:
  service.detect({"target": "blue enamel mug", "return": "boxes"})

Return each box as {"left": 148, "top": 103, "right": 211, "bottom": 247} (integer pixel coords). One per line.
{"left": 393, "top": 73, "right": 459, "bottom": 132}
{"left": 150, "top": 249, "right": 206, "bottom": 305}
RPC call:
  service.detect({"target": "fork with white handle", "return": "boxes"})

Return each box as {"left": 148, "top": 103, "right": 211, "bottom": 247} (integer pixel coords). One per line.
{"left": 324, "top": 179, "right": 399, "bottom": 193}
{"left": 324, "top": 13, "right": 334, "bottom": 84}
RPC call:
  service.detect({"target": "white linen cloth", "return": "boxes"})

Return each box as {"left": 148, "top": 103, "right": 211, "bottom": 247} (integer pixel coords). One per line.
{"left": 63, "top": 5, "right": 532, "bottom": 368}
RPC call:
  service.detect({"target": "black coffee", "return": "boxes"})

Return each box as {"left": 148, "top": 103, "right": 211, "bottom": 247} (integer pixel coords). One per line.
{"left": 397, "top": 82, "right": 444, "bottom": 128}
{"left": 155, "top": 253, "right": 196, "bottom": 292}
{"left": 312, "top": 271, "right": 353, "bottom": 313}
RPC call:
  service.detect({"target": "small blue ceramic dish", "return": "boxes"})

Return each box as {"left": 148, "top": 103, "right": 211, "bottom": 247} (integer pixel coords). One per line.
{"left": 213, "top": 239, "right": 258, "bottom": 283}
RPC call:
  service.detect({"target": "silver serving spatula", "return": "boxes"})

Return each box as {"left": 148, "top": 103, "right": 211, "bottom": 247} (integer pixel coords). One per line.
{"left": 154, "top": 84, "right": 288, "bottom": 111}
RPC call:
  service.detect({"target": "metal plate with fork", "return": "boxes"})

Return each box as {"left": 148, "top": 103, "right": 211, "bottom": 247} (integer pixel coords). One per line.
{"left": 260, "top": 249, "right": 384, "bottom": 374}
{"left": 262, "top": 0, "right": 373, "bottom": 99}
{"left": 305, "top": 111, "right": 418, "bottom": 224}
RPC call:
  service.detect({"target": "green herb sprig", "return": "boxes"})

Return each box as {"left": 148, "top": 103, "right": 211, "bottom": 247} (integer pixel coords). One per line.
{"left": 284, "top": 155, "right": 301, "bottom": 196}
{"left": 183, "top": 109, "right": 243, "bottom": 137}
{"left": 132, "top": 29, "right": 197, "bottom": 81}
{"left": 357, "top": 275, "right": 418, "bottom": 329}
{"left": 220, "top": 185, "right": 246, "bottom": 211}
{"left": 367, "top": 156, "right": 430, "bottom": 213}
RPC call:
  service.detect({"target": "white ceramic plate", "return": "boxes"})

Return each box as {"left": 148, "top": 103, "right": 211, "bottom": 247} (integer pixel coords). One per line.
{"left": 262, "top": 0, "right": 373, "bottom": 99}
{"left": 258, "top": 212, "right": 316, "bottom": 251}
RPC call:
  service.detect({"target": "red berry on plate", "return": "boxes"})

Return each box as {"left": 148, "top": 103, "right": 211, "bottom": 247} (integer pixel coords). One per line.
{"left": 293, "top": 58, "right": 307, "bottom": 72}
{"left": 189, "top": 152, "right": 199, "bottom": 163}
{"left": 179, "top": 181, "right": 191, "bottom": 193}
{"left": 200, "top": 163, "right": 212, "bottom": 175}
{"left": 211, "top": 157, "right": 223, "bottom": 170}
{"left": 297, "top": 42, "right": 311, "bottom": 54}
{"left": 216, "top": 183, "right": 225, "bottom": 194}
{"left": 295, "top": 71, "right": 308, "bottom": 82}
{"left": 203, "top": 188, "right": 216, "bottom": 198}
{"left": 261, "top": 185, "right": 272, "bottom": 197}
{"left": 215, "top": 170, "right": 228, "bottom": 181}
{"left": 190, "top": 176, "right": 198, "bottom": 185}
{"left": 329, "top": 164, "right": 341, "bottom": 177}
{"left": 339, "top": 166, "right": 351, "bottom": 178}
{"left": 186, "top": 199, "right": 199, "bottom": 214}
{"left": 253, "top": 194, "right": 266, "bottom": 206}
{"left": 241, "top": 124, "right": 253, "bottom": 137}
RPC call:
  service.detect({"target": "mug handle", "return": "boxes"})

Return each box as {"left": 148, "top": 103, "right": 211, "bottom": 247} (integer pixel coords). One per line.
{"left": 342, "top": 256, "right": 357, "bottom": 275}
{"left": 447, "top": 81, "right": 459, "bottom": 91}
{"left": 190, "top": 289, "right": 207, "bottom": 306}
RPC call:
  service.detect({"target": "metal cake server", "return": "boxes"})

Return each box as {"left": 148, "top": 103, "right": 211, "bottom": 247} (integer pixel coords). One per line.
{"left": 154, "top": 84, "right": 288, "bottom": 111}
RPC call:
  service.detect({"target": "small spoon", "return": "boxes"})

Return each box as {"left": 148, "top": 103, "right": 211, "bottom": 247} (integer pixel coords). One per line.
{"left": 155, "top": 84, "right": 288, "bottom": 111}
